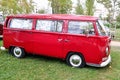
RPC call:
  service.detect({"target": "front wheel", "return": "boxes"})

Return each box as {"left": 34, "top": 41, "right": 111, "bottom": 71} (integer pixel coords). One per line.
{"left": 66, "top": 53, "right": 86, "bottom": 68}
{"left": 11, "top": 47, "right": 26, "bottom": 58}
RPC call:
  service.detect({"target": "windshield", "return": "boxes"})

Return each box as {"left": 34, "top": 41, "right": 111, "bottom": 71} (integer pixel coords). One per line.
{"left": 96, "top": 20, "right": 107, "bottom": 36}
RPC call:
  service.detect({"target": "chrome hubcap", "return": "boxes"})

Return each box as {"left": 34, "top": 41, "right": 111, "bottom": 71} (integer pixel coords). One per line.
{"left": 14, "top": 47, "right": 22, "bottom": 57}
{"left": 70, "top": 55, "right": 82, "bottom": 67}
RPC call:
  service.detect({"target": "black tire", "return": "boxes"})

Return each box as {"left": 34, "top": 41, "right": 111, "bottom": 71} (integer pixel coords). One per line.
{"left": 8, "top": 47, "right": 13, "bottom": 54}
{"left": 11, "top": 47, "right": 26, "bottom": 58}
{"left": 66, "top": 53, "right": 86, "bottom": 68}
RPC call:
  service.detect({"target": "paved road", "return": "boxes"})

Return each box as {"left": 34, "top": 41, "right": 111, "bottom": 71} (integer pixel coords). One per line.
{"left": 111, "top": 41, "right": 120, "bottom": 47}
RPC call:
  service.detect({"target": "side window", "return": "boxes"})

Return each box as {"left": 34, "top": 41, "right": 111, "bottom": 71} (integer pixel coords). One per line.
{"left": 68, "top": 21, "right": 95, "bottom": 35}
{"left": 36, "top": 20, "right": 63, "bottom": 32}
{"left": 10, "top": 18, "right": 32, "bottom": 30}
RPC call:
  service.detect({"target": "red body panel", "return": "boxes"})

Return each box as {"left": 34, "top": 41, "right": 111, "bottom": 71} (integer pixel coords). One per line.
{"left": 3, "top": 14, "right": 111, "bottom": 65}
{"left": 33, "top": 31, "right": 64, "bottom": 58}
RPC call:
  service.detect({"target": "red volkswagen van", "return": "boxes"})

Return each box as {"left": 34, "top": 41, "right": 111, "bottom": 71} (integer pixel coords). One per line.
{"left": 3, "top": 14, "right": 111, "bottom": 68}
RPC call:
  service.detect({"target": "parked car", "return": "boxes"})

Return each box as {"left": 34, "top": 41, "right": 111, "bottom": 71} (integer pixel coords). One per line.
{"left": 2, "top": 14, "right": 111, "bottom": 68}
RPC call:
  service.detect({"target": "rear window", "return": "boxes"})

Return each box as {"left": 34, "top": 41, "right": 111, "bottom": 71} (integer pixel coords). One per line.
{"left": 9, "top": 18, "right": 33, "bottom": 30}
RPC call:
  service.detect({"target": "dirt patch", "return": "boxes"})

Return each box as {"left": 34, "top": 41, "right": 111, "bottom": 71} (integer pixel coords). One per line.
{"left": 111, "top": 41, "right": 120, "bottom": 47}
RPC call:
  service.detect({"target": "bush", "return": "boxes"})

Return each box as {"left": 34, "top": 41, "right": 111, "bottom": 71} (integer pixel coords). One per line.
{"left": 104, "top": 23, "right": 111, "bottom": 28}
{"left": 110, "top": 22, "right": 120, "bottom": 29}
{"left": 115, "top": 22, "right": 120, "bottom": 28}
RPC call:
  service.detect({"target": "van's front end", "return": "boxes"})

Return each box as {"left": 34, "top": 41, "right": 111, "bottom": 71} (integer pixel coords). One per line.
{"left": 87, "top": 20, "right": 111, "bottom": 67}
{"left": 93, "top": 36, "right": 111, "bottom": 67}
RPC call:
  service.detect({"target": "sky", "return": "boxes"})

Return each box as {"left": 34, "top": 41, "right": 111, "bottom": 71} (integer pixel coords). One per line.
{"left": 33, "top": 0, "right": 108, "bottom": 17}
{"left": 33, "top": 0, "right": 49, "bottom": 9}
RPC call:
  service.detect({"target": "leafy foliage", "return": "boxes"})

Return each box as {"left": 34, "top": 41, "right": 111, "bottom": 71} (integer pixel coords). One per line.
{"left": 85, "top": 0, "right": 95, "bottom": 16}
{"left": 116, "top": 14, "right": 120, "bottom": 22}
{"left": 75, "top": 0, "right": 84, "bottom": 15}
{"left": 37, "top": 9, "right": 45, "bottom": 14}
{"left": 75, "top": 0, "right": 95, "bottom": 16}
{"left": 48, "top": 0, "right": 72, "bottom": 14}
{"left": 96, "top": 0, "right": 112, "bottom": 11}
{"left": 96, "top": 0, "right": 112, "bottom": 22}
{"left": 114, "top": 14, "right": 120, "bottom": 28}
{"left": 0, "top": 0, "right": 34, "bottom": 16}
{"left": 96, "top": 0, "right": 120, "bottom": 23}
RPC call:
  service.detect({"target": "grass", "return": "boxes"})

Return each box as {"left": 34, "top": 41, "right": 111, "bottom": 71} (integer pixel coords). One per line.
{"left": 0, "top": 40, "right": 120, "bottom": 80}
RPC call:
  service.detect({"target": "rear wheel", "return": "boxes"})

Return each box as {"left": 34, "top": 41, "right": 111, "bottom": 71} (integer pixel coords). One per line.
{"left": 11, "top": 47, "right": 26, "bottom": 58}
{"left": 66, "top": 53, "right": 85, "bottom": 68}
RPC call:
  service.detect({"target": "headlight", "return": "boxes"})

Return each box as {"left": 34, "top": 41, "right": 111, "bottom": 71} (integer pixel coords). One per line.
{"left": 102, "top": 57, "right": 108, "bottom": 61}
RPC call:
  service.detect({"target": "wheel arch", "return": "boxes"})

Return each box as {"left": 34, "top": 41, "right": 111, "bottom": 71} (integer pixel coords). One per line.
{"left": 9, "top": 45, "right": 26, "bottom": 53}
{"left": 65, "top": 51, "right": 86, "bottom": 63}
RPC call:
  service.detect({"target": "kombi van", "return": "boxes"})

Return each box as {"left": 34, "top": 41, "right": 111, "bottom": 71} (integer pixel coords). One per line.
{"left": 3, "top": 14, "right": 111, "bottom": 68}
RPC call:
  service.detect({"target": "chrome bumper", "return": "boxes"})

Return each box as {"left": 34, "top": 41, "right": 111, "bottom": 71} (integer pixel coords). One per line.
{"left": 100, "top": 55, "right": 111, "bottom": 67}
{"left": 87, "top": 55, "right": 111, "bottom": 67}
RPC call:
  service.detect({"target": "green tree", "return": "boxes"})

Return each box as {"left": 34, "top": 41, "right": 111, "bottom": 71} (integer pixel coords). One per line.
{"left": 19, "top": 0, "right": 34, "bottom": 14}
{"left": 116, "top": 14, "right": 120, "bottom": 22}
{"left": 0, "top": 0, "right": 21, "bottom": 15}
{"left": 96, "top": 0, "right": 112, "bottom": 12}
{"left": 0, "top": 0, "right": 34, "bottom": 16}
{"left": 116, "top": 14, "right": 120, "bottom": 28}
{"left": 75, "top": 0, "right": 95, "bottom": 16}
{"left": 85, "top": 0, "right": 95, "bottom": 16}
{"left": 96, "top": 0, "right": 120, "bottom": 23}
{"left": 37, "top": 9, "right": 45, "bottom": 14}
{"left": 48, "top": 0, "right": 72, "bottom": 14}
{"left": 75, "top": 0, "right": 84, "bottom": 15}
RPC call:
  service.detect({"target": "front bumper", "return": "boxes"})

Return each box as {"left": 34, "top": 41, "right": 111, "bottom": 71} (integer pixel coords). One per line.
{"left": 100, "top": 55, "right": 111, "bottom": 67}
{"left": 87, "top": 55, "right": 111, "bottom": 67}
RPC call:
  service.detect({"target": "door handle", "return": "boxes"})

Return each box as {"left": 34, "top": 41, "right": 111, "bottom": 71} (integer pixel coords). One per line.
{"left": 58, "top": 39, "right": 63, "bottom": 42}
{"left": 64, "top": 39, "right": 70, "bottom": 42}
